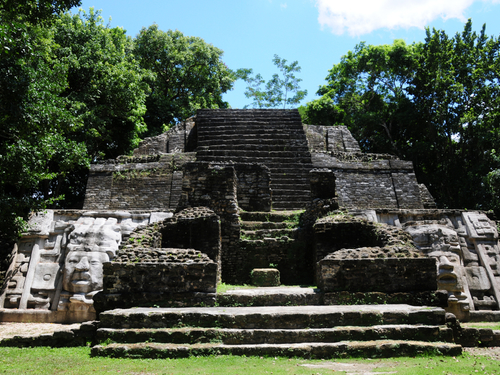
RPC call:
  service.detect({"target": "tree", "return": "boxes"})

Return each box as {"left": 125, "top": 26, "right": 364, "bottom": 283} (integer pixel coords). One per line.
{"left": 238, "top": 54, "right": 307, "bottom": 109}
{"left": 302, "top": 40, "right": 419, "bottom": 156}
{"left": 52, "top": 9, "right": 151, "bottom": 161}
{"left": 408, "top": 21, "right": 500, "bottom": 209}
{"left": 0, "top": 0, "right": 81, "bottom": 24}
{"left": 487, "top": 150, "right": 500, "bottom": 216}
{"left": 304, "top": 21, "right": 500, "bottom": 210}
{"left": 133, "top": 25, "right": 235, "bottom": 137}
{"left": 0, "top": 6, "right": 150, "bottom": 237}
{"left": 0, "top": 1, "right": 83, "bottom": 237}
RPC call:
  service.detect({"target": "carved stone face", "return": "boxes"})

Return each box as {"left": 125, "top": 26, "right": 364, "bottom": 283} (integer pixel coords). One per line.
{"left": 405, "top": 225, "right": 464, "bottom": 293}
{"left": 66, "top": 217, "right": 121, "bottom": 258}
{"left": 427, "top": 249, "right": 464, "bottom": 292}
{"left": 62, "top": 251, "right": 109, "bottom": 294}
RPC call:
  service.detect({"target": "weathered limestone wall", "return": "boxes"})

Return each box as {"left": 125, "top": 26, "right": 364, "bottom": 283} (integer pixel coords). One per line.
{"left": 313, "top": 215, "right": 416, "bottom": 266}
{"left": 317, "top": 257, "right": 437, "bottom": 293}
{"left": 311, "top": 153, "right": 425, "bottom": 209}
{"left": 83, "top": 153, "right": 195, "bottom": 211}
{"left": 235, "top": 238, "right": 310, "bottom": 285}
{"left": 177, "top": 162, "right": 240, "bottom": 241}
{"left": 161, "top": 207, "right": 221, "bottom": 281}
{"left": 304, "top": 125, "right": 361, "bottom": 153}
{"left": 310, "top": 169, "right": 337, "bottom": 200}
{"left": 94, "top": 249, "right": 217, "bottom": 312}
{"left": 176, "top": 162, "right": 242, "bottom": 283}
{"left": 133, "top": 119, "right": 196, "bottom": 155}
{"left": 103, "top": 259, "right": 217, "bottom": 294}
{"left": 235, "top": 163, "right": 272, "bottom": 212}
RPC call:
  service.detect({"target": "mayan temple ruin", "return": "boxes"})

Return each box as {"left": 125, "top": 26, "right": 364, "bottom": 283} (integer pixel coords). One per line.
{"left": 1, "top": 109, "right": 500, "bottom": 357}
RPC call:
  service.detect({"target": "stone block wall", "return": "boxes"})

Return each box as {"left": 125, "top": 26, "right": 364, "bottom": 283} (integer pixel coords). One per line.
{"left": 161, "top": 207, "right": 221, "bottom": 271}
{"left": 133, "top": 118, "right": 196, "bottom": 155}
{"left": 178, "top": 162, "right": 240, "bottom": 243}
{"left": 311, "top": 153, "right": 425, "bottom": 209}
{"left": 234, "top": 238, "right": 311, "bottom": 285}
{"left": 103, "top": 258, "right": 217, "bottom": 294}
{"left": 317, "top": 257, "right": 437, "bottom": 293}
{"left": 176, "top": 162, "right": 242, "bottom": 283}
{"left": 235, "top": 163, "right": 272, "bottom": 212}
{"left": 94, "top": 250, "right": 217, "bottom": 312}
{"left": 304, "top": 125, "right": 361, "bottom": 153}
{"left": 83, "top": 153, "right": 195, "bottom": 211}
{"left": 310, "top": 169, "right": 337, "bottom": 200}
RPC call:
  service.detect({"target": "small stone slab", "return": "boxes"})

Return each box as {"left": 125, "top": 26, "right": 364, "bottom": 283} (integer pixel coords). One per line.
{"left": 251, "top": 268, "right": 280, "bottom": 286}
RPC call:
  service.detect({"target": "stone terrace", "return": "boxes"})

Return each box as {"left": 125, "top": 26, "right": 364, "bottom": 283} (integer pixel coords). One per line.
{"left": 90, "top": 304, "right": 464, "bottom": 359}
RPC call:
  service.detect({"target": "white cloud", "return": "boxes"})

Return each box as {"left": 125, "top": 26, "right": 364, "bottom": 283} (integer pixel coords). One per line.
{"left": 281, "top": 3, "right": 288, "bottom": 9}
{"left": 315, "top": 0, "right": 495, "bottom": 36}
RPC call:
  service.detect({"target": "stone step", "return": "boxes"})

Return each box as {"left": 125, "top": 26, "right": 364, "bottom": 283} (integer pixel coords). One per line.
{"left": 193, "top": 159, "right": 313, "bottom": 174}
{"left": 270, "top": 189, "right": 310, "bottom": 196}
{"left": 197, "top": 143, "right": 311, "bottom": 158}
{"left": 197, "top": 114, "right": 303, "bottom": 122}
{"left": 241, "top": 228, "right": 297, "bottom": 240}
{"left": 196, "top": 111, "right": 302, "bottom": 121}
{"left": 271, "top": 196, "right": 310, "bottom": 203}
{"left": 272, "top": 202, "right": 310, "bottom": 210}
{"left": 94, "top": 325, "right": 453, "bottom": 346}
{"left": 240, "top": 211, "right": 304, "bottom": 222}
{"left": 196, "top": 152, "right": 312, "bottom": 164}
{"left": 197, "top": 125, "right": 305, "bottom": 133}
{"left": 217, "top": 286, "right": 321, "bottom": 306}
{"left": 98, "top": 305, "right": 447, "bottom": 330}
{"left": 240, "top": 221, "right": 288, "bottom": 230}
{"left": 198, "top": 132, "right": 307, "bottom": 140}
{"left": 91, "top": 340, "right": 462, "bottom": 359}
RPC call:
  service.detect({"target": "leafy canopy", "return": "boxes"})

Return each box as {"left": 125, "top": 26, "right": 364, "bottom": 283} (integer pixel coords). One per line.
{"left": 303, "top": 20, "right": 500, "bottom": 211}
{"left": 133, "top": 25, "right": 235, "bottom": 137}
{"left": 0, "top": 5, "right": 152, "bottom": 237}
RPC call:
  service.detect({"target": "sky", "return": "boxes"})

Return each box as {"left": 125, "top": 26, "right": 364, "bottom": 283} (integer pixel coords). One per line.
{"left": 73, "top": 0, "right": 500, "bottom": 110}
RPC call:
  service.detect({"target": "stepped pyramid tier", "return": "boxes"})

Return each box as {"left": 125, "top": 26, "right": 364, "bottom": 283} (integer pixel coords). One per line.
{"left": 195, "top": 109, "right": 314, "bottom": 211}
{"left": 1, "top": 108, "right": 500, "bottom": 342}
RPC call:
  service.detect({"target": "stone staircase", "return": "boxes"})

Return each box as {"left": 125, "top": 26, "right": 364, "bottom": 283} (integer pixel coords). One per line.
{"left": 236, "top": 211, "right": 312, "bottom": 285}
{"left": 195, "top": 109, "right": 313, "bottom": 211}
{"left": 90, "top": 305, "right": 462, "bottom": 359}
{"left": 239, "top": 211, "right": 300, "bottom": 241}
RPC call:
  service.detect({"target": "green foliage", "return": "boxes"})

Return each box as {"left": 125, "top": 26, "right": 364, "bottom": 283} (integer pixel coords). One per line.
{"left": 237, "top": 54, "right": 307, "bottom": 109}
{"left": 133, "top": 25, "right": 235, "bottom": 137}
{"left": 0, "top": 0, "right": 81, "bottom": 24}
{"left": 486, "top": 150, "right": 500, "bottom": 215}
{"left": 304, "top": 20, "right": 500, "bottom": 210}
{"left": 52, "top": 9, "right": 151, "bottom": 160}
{"left": 0, "top": 6, "right": 150, "bottom": 237}
{"left": 0, "top": 2, "right": 86, "bottom": 236}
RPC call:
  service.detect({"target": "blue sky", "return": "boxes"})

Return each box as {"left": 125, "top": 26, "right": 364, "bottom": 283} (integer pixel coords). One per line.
{"left": 73, "top": 0, "right": 500, "bottom": 110}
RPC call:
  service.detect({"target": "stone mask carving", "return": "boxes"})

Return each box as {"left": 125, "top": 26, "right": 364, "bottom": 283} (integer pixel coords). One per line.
{"left": 59, "top": 217, "right": 121, "bottom": 309}
{"left": 405, "top": 224, "right": 470, "bottom": 314}
{"left": 62, "top": 251, "right": 109, "bottom": 294}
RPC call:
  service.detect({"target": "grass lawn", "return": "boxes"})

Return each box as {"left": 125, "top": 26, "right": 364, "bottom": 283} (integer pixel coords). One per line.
{"left": 1, "top": 347, "right": 500, "bottom": 374}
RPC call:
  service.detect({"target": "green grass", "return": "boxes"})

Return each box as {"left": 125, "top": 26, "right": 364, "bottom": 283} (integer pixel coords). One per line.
{"left": 1, "top": 347, "right": 500, "bottom": 374}
{"left": 216, "top": 283, "right": 256, "bottom": 294}
{"left": 462, "top": 322, "right": 500, "bottom": 330}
